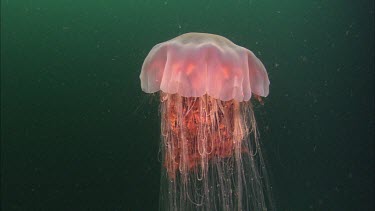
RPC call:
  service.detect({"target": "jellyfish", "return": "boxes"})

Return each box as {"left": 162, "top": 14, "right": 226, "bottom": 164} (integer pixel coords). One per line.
{"left": 140, "top": 33, "right": 273, "bottom": 211}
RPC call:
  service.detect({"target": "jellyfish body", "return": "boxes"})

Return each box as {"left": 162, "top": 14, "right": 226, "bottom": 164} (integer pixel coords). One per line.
{"left": 140, "top": 33, "right": 272, "bottom": 211}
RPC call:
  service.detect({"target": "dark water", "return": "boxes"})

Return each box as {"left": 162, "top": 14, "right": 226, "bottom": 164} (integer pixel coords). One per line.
{"left": 1, "top": 0, "right": 374, "bottom": 210}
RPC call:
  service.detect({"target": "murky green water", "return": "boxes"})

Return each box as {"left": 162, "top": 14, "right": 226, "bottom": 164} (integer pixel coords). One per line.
{"left": 1, "top": 0, "right": 374, "bottom": 210}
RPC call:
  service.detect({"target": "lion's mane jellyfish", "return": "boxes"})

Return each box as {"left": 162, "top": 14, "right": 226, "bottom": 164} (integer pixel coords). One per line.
{"left": 140, "top": 33, "right": 273, "bottom": 211}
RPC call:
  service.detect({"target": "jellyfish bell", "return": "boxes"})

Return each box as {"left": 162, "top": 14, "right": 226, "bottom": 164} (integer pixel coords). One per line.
{"left": 140, "top": 33, "right": 273, "bottom": 211}
{"left": 140, "top": 32, "right": 269, "bottom": 102}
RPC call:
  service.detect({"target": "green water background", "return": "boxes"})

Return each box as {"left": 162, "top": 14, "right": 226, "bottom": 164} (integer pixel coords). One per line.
{"left": 1, "top": 0, "right": 374, "bottom": 210}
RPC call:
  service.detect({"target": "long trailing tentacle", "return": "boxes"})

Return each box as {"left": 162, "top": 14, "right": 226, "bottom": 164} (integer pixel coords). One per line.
{"left": 159, "top": 92, "right": 272, "bottom": 211}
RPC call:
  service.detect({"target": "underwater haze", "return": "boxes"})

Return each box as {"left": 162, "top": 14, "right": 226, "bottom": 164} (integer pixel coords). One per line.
{"left": 1, "top": 0, "right": 374, "bottom": 210}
